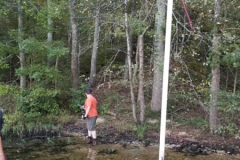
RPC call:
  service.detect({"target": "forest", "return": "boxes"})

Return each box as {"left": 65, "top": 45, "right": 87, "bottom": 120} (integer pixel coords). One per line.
{"left": 0, "top": 0, "right": 240, "bottom": 141}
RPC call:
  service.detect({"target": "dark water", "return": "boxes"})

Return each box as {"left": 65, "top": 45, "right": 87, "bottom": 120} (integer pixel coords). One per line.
{"left": 3, "top": 137, "right": 240, "bottom": 160}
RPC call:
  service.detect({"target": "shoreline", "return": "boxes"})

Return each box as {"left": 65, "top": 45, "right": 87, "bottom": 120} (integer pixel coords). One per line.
{"left": 61, "top": 118, "right": 240, "bottom": 156}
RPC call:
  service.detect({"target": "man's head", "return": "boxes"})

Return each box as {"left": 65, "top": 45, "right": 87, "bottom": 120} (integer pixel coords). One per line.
{"left": 85, "top": 88, "right": 92, "bottom": 94}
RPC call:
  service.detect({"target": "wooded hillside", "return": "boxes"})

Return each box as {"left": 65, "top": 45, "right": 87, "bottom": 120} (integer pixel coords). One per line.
{"left": 0, "top": 0, "right": 240, "bottom": 138}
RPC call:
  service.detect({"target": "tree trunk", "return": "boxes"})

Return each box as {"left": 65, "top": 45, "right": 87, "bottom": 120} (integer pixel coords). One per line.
{"left": 89, "top": 0, "right": 100, "bottom": 87}
{"left": 124, "top": 28, "right": 132, "bottom": 80}
{"left": 137, "top": 35, "right": 145, "bottom": 123}
{"left": 225, "top": 70, "right": 228, "bottom": 90}
{"left": 124, "top": 1, "right": 135, "bottom": 80}
{"left": 69, "top": 0, "right": 79, "bottom": 90}
{"left": 233, "top": 70, "right": 237, "bottom": 94}
{"left": 47, "top": 0, "right": 54, "bottom": 67}
{"left": 151, "top": 0, "right": 166, "bottom": 111}
{"left": 210, "top": 0, "right": 222, "bottom": 133}
{"left": 18, "top": 0, "right": 26, "bottom": 89}
{"left": 124, "top": 0, "right": 137, "bottom": 123}
{"left": 124, "top": 53, "right": 129, "bottom": 80}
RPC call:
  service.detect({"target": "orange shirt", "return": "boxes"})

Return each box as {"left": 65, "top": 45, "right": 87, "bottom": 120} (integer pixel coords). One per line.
{"left": 84, "top": 94, "right": 98, "bottom": 117}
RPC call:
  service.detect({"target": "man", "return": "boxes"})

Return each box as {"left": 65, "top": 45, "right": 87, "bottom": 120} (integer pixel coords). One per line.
{"left": 0, "top": 137, "right": 5, "bottom": 160}
{"left": 0, "top": 109, "right": 5, "bottom": 160}
{"left": 84, "top": 88, "right": 98, "bottom": 146}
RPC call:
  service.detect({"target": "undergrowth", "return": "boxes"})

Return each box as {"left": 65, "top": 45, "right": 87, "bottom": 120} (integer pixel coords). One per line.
{"left": 2, "top": 112, "right": 76, "bottom": 139}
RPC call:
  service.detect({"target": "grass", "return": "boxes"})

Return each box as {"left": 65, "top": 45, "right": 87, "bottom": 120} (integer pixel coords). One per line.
{"left": 2, "top": 113, "right": 77, "bottom": 139}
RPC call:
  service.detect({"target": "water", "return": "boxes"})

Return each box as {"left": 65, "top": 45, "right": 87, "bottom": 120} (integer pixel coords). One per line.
{"left": 4, "top": 137, "right": 240, "bottom": 160}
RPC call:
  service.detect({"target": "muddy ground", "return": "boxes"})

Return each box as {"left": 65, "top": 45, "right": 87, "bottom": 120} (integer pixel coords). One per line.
{"left": 62, "top": 116, "right": 240, "bottom": 156}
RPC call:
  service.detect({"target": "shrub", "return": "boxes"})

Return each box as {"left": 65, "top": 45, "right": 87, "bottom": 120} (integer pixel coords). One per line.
{"left": 68, "top": 84, "right": 88, "bottom": 113}
{"left": 216, "top": 91, "right": 240, "bottom": 136}
{"left": 15, "top": 87, "right": 60, "bottom": 116}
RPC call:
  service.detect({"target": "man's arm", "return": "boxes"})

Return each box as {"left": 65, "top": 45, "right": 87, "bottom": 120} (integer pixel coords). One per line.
{"left": 85, "top": 106, "right": 91, "bottom": 118}
{"left": 0, "top": 109, "right": 5, "bottom": 160}
{"left": 0, "top": 136, "right": 5, "bottom": 160}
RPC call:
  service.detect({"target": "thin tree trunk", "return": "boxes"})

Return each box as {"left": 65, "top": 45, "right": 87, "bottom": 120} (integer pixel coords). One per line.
{"left": 210, "top": 0, "right": 222, "bottom": 133}
{"left": 47, "top": 0, "right": 58, "bottom": 89}
{"left": 225, "top": 70, "right": 228, "bottom": 90}
{"left": 124, "top": 28, "right": 132, "bottom": 80}
{"left": 137, "top": 26, "right": 149, "bottom": 124}
{"left": 124, "top": 54, "right": 129, "bottom": 80}
{"left": 234, "top": 70, "right": 237, "bottom": 94}
{"left": 18, "top": 0, "right": 26, "bottom": 88}
{"left": 151, "top": 0, "right": 166, "bottom": 111}
{"left": 138, "top": 35, "right": 145, "bottom": 123}
{"left": 55, "top": 57, "right": 59, "bottom": 89}
{"left": 69, "top": 0, "right": 79, "bottom": 90}
{"left": 89, "top": 0, "right": 100, "bottom": 87}
{"left": 68, "top": 24, "right": 72, "bottom": 47}
{"left": 133, "top": 41, "right": 139, "bottom": 83}
{"left": 124, "top": 1, "right": 135, "bottom": 80}
{"left": 47, "top": 0, "right": 55, "bottom": 67}
{"left": 124, "top": 0, "right": 137, "bottom": 123}
{"left": 47, "top": 0, "right": 53, "bottom": 43}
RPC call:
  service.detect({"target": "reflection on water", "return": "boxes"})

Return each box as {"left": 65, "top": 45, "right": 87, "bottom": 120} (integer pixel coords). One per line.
{"left": 87, "top": 148, "right": 96, "bottom": 160}
{"left": 3, "top": 137, "right": 240, "bottom": 160}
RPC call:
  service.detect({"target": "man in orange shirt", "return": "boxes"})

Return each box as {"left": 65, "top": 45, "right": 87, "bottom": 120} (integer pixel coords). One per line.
{"left": 84, "top": 88, "right": 98, "bottom": 146}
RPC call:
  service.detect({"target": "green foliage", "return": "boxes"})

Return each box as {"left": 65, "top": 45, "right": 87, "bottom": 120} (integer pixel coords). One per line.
{"left": 0, "top": 84, "right": 19, "bottom": 112}
{"left": 0, "top": 43, "right": 16, "bottom": 69}
{"left": 15, "top": 38, "right": 69, "bottom": 88}
{"left": 15, "top": 88, "right": 60, "bottom": 116}
{"left": 136, "top": 123, "right": 147, "bottom": 140}
{"left": 186, "top": 117, "right": 208, "bottom": 130}
{"left": 145, "top": 106, "right": 160, "bottom": 119}
{"left": 168, "top": 88, "right": 196, "bottom": 113}
{"left": 0, "top": 84, "right": 18, "bottom": 97}
{"left": 215, "top": 91, "right": 240, "bottom": 136}
{"left": 16, "top": 64, "right": 62, "bottom": 86}
{"left": 2, "top": 112, "right": 67, "bottom": 138}
{"left": 69, "top": 84, "right": 88, "bottom": 113}
{"left": 98, "top": 103, "right": 109, "bottom": 115}
{"left": 146, "top": 121, "right": 160, "bottom": 133}
{"left": 22, "top": 38, "right": 68, "bottom": 58}
{"left": 129, "top": 16, "right": 148, "bottom": 35}
{"left": 0, "top": 61, "right": 9, "bottom": 69}
{"left": 98, "top": 92, "right": 120, "bottom": 116}
{"left": 222, "top": 41, "right": 240, "bottom": 68}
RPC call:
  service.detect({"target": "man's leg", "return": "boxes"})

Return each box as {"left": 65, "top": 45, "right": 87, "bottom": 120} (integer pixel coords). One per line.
{"left": 92, "top": 130, "right": 96, "bottom": 139}
{"left": 86, "top": 119, "right": 93, "bottom": 144}
{"left": 88, "top": 130, "right": 92, "bottom": 137}
{"left": 87, "top": 130, "right": 93, "bottom": 144}
{"left": 92, "top": 130, "right": 97, "bottom": 146}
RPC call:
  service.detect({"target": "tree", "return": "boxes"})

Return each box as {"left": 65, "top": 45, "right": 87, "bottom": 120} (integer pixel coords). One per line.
{"left": 124, "top": 0, "right": 137, "bottom": 123}
{"left": 136, "top": 0, "right": 152, "bottom": 123}
{"left": 68, "top": 0, "right": 79, "bottom": 90}
{"left": 18, "top": 0, "right": 26, "bottom": 88}
{"left": 151, "top": 0, "right": 166, "bottom": 111}
{"left": 89, "top": 0, "right": 100, "bottom": 87}
{"left": 137, "top": 33, "right": 147, "bottom": 123}
{"left": 209, "top": 0, "right": 222, "bottom": 133}
{"left": 47, "top": 0, "right": 54, "bottom": 66}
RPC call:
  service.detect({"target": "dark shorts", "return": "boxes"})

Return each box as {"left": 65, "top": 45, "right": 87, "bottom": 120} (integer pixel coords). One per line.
{"left": 87, "top": 116, "right": 97, "bottom": 131}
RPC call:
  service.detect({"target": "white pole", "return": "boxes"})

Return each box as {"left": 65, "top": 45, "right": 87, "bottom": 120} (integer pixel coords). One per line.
{"left": 159, "top": 0, "right": 173, "bottom": 160}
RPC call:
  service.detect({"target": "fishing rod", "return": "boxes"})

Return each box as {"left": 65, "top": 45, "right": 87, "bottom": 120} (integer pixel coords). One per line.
{"left": 181, "top": 0, "right": 193, "bottom": 30}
